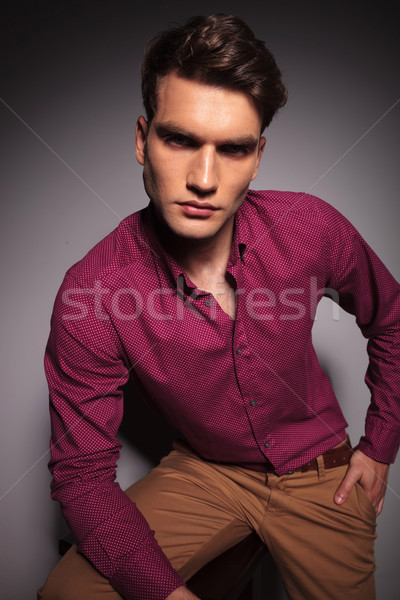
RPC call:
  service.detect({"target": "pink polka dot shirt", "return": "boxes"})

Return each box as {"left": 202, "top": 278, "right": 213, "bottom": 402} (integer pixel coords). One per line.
{"left": 45, "top": 190, "right": 400, "bottom": 599}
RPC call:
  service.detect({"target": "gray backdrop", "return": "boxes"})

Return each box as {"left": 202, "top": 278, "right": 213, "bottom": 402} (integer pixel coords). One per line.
{"left": 1, "top": 1, "right": 399, "bottom": 598}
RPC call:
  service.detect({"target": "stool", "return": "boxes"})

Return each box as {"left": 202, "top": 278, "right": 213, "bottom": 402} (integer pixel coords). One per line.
{"left": 59, "top": 531, "right": 268, "bottom": 600}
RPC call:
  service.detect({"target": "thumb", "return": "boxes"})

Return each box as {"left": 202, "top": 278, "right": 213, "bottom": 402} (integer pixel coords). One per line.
{"left": 334, "top": 466, "right": 359, "bottom": 506}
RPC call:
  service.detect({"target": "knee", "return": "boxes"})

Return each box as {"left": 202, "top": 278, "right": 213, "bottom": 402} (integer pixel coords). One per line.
{"left": 36, "top": 578, "right": 70, "bottom": 600}
{"left": 36, "top": 582, "right": 60, "bottom": 600}
{"left": 36, "top": 548, "right": 121, "bottom": 600}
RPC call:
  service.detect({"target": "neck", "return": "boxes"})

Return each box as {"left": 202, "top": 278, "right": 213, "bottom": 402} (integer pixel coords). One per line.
{"left": 152, "top": 211, "right": 235, "bottom": 284}
{"left": 181, "top": 235, "right": 232, "bottom": 282}
{"left": 151, "top": 210, "right": 238, "bottom": 318}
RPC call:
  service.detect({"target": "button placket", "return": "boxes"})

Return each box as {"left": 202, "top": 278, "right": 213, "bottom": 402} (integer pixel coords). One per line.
{"left": 233, "top": 295, "right": 272, "bottom": 454}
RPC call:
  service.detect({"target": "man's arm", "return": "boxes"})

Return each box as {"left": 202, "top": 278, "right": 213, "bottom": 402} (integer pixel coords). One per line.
{"left": 323, "top": 200, "right": 400, "bottom": 513}
{"left": 46, "top": 272, "right": 185, "bottom": 600}
{"left": 334, "top": 450, "right": 389, "bottom": 515}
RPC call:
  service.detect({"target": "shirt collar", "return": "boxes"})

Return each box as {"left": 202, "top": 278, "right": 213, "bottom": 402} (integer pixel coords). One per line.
{"left": 229, "top": 203, "right": 247, "bottom": 267}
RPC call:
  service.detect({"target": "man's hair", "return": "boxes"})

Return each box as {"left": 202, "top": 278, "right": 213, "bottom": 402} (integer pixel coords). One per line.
{"left": 141, "top": 14, "right": 287, "bottom": 131}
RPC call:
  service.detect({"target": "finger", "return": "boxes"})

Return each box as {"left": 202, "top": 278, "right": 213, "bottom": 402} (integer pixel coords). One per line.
{"left": 376, "top": 496, "right": 385, "bottom": 516}
{"left": 334, "top": 467, "right": 360, "bottom": 505}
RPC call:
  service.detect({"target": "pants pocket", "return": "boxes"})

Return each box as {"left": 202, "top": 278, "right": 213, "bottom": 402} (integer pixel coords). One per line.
{"left": 354, "top": 481, "right": 377, "bottom": 523}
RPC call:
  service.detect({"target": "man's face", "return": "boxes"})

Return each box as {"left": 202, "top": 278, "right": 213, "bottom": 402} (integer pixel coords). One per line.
{"left": 136, "top": 72, "right": 265, "bottom": 245}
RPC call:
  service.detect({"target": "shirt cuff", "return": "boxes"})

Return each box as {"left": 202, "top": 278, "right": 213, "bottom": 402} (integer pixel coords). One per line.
{"left": 357, "top": 417, "right": 400, "bottom": 464}
{"left": 109, "top": 535, "right": 185, "bottom": 600}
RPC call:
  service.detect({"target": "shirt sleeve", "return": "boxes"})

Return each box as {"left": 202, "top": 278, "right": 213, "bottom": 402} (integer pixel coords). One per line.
{"left": 325, "top": 205, "right": 400, "bottom": 463}
{"left": 45, "top": 273, "right": 185, "bottom": 600}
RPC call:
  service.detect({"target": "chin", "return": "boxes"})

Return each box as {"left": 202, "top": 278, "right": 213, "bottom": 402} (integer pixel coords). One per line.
{"left": 164, "top": 218, "right": 212, "bottom": 238}
{"left": 176, "top": 225, "right": 218, "bottom": 241}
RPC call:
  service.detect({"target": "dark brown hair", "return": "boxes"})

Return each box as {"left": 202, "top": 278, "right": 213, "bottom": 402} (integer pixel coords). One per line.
{"left": 141, "top": 14, "right": 287, "bottom": 131}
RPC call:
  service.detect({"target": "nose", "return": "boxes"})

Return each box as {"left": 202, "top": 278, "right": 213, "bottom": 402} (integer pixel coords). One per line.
{"left": 187, "top": 146, "right": 218, "bottom": 195}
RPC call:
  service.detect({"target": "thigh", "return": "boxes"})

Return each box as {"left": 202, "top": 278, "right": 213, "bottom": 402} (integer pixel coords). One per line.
{"left": 124, "top": 442, "right": 254, "bottom": 579}
{"left": 37, "top": 444, "right": 252, "bottom": 600}
{"left": 261, "top": 465, "right": 376, "bottom": 600}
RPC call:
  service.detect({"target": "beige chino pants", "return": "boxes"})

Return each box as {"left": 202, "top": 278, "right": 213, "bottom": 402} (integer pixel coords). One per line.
{"left": 38, "top": 440, "right": 376, "bottom": 600}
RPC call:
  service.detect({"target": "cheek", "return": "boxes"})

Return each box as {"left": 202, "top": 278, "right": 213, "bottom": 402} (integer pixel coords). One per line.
{"left": 223, "top": 169, "right": 256, "bottom": 212}
{"left": 222, "top": 157, "right": 259, "bottom": 185}
{"left": 144, "top": 154, "right": 166, "bottom": 193}
{"left": 149, "top": 149, "right": 183, "bottom": 188}
{"left": 227, "top": 169, "right": 257, "bottom": 196}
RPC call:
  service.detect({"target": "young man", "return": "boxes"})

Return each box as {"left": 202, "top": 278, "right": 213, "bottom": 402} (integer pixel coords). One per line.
{"left": 38, "top": 14, "right": 400, "bottom": 600}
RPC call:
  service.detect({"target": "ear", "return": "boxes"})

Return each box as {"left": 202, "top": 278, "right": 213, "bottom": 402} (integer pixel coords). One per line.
{"left": 251, "top": 136, "right": 266, "bottom": 181}
{"left": 135, "top": 116, "right": 148, "bottom": 165}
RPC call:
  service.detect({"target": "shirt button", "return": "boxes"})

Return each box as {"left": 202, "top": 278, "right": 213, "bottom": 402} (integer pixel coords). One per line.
{"left": 205, "top": 298, "right": 212, "bottom": 307}
{"left": 236, "top": 347, "right": 242, "bottom": 355}
{"left": 264, "top": 441, "right": 270, "bottom": 449}
{"left": 250, "top": 400, "right": 257, "bottom": 406}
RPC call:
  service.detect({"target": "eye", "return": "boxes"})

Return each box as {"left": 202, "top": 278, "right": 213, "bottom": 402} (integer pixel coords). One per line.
{"left": 220, "top": 144, "right": 250, "bottom": 156}
{"left": 165, "top": 135, "right": 195, "bottom": 148}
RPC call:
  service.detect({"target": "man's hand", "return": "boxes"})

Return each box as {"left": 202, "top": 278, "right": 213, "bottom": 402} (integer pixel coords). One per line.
{"left": 166, "top": 585, "right": 201, "bottom": 600}
{"left": 334, "top": 449, "right": 389, "bottom": 515}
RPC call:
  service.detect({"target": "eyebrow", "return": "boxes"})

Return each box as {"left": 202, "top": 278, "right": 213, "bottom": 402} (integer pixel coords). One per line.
{"left": 155, "top": 122, "right": 260, "bottom": 150}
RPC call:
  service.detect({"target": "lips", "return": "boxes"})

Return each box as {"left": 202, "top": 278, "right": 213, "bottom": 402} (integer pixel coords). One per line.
{"left": 178, "top": 201, "right": 218, "bottom": 217}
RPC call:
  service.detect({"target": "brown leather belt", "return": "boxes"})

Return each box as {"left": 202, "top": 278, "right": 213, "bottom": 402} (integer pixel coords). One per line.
{"left": 289, "top": 438, "right": 353, "bottom": 474}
